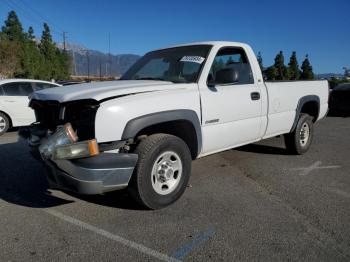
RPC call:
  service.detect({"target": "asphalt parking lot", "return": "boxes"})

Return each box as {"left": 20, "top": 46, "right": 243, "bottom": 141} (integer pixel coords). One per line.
{"left": 0, "top": 115, "right": 349, "bottom": 262}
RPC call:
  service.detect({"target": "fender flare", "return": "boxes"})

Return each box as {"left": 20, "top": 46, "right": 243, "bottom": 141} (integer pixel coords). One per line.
{"left": 290, "top": 95, "right": 320, "bottom": 132}
{"left": 121, "top": 109, "right": 202, "bottom": 155}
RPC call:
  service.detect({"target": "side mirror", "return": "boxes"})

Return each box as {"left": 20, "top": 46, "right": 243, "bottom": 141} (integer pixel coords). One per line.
{"left": 214, "top": 68, "right": 239, "bottom": 85}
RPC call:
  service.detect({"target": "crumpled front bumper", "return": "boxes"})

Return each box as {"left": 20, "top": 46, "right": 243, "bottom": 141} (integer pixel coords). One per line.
{"left": 20, "top": 126, "right": 138, "bottom": 195}
{"left": 45, "top": 153, "right": 138, "bottom": 194}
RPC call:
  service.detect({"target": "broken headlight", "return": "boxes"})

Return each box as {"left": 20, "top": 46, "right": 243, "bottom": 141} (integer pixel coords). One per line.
{"left": 39, "top": 123, "right": 78, "bottom": 160}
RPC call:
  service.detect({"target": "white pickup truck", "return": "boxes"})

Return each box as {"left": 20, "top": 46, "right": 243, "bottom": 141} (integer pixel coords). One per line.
{"left": 23, "top": 41, "right": 329, "bottom": 209}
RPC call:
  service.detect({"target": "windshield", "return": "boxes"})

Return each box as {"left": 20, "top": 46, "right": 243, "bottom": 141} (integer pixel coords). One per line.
{"left": 121, "top": 45, "right": 212, "bottom": 83}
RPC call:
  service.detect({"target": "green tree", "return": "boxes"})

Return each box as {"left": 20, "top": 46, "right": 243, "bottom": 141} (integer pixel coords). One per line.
{"left": 19, "top": 26, "right": 45, "bottom": 79}
{"left": 300, "top": 55, "right": 314, "bottom": 80}
{"left": 39, "top": 23, "right": 56, "bottom": 60}
{"left": 58, "top": 50, "right": 71, "bottom": 78}
{"left": 0, "top": 34, "right": 21, "bottom": 77}
{"left": 265, "top": 66, "right": 278, "bottom": 80}
{"left": 257, "top": 51, "right": 263, "bottom": 71}
{"left": 1, "top": 10, "right": 25, "bottom": 42}
{"left": 39, "top": 23, "right": 58, "bottom": 79}
{"left": 288, "top": 51, "right": 300, "bottom": 80}
{"left": 27, "top": 26, "right": 35, "bottom": 40}
{"left": 38, "top": 23, "right": 71, "bottom": 80}
{"left": 1, "top": 11, "right": 71, "bottom": 80}
{"left": 273, "top": 51, "right": 289, "bottom": 80}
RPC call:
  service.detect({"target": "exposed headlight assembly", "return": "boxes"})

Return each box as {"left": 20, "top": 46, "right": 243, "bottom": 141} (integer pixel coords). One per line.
{"left": 39, "top": 123, "right": 78, "bottom": 160}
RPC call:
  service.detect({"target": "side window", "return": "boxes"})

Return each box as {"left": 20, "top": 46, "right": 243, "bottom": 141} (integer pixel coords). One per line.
{"left": 133, "top": 58, "right": 169, "bottom": 79}
{"left": 2, "top": 82, "right": 34, "bottom": 96}
{"left": 34, "top": 82, "right": 57, "bottom": 91}
{"left": 209, "top": 48, "right": 254, "bottom": 85}
{"left": 0, "top": 86, "right": 4, "bottom": 96}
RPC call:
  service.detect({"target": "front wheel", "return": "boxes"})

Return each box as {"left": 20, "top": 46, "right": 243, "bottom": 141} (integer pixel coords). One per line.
{"left": 284, "top": 113, "right": 314, "bottom": 155}
{"left": 128, "top": 134, "right": 192, "bottom": 209}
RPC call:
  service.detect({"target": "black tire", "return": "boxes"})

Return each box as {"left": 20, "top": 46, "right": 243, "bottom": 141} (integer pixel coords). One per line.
{"left": 128, "top": 134, "right": 192, "bottom": 209}
{"left": 284, "top": 114, "right": 314, "bottom": 155}
{"left": 0, "top": 112, "right": 10, "bottom": 136}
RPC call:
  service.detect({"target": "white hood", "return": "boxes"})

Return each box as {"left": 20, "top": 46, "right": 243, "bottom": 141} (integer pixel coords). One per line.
{"left": 31, "top": 80, "right": 175, "bottom": 103}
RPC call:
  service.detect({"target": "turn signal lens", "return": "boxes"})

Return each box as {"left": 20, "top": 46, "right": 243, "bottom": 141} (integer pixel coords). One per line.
{"left": 53, "top": 139, "right": 100, "bottom": 160}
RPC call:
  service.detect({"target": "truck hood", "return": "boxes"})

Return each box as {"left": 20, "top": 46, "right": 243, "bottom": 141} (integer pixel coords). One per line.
{"left": 31, "top": 80, "right": 176, "bottom": 103}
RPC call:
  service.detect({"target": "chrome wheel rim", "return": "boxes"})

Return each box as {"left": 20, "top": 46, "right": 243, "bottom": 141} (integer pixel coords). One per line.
{"left": 0, "top": 116, "right": 6, "bottom": 132}
{"left": 300, "top": 122, "right": 310, "bottom": 146}
{"left": 151, "top": 151, "right": 183, "bottom": 195}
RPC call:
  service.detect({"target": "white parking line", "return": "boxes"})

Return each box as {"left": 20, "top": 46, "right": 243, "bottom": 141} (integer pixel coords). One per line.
{"left": 291, "top": 161, "right": 341, "bottom": 176}
{"left": 45, "top": 209, "right": 181, "bottom": 262}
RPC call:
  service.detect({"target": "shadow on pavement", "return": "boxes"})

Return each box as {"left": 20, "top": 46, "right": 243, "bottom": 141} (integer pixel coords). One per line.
{"left": 68, "top": 190, "right": 146, "bottom": 210}
{"left": 0, "top": 136, "right": 143, "bottom": 210}
{"left": 236, "top": 143, "right": 291, "bottom": 155}
{"left": 0, "top": 139, "right": 73, "bottom": 208}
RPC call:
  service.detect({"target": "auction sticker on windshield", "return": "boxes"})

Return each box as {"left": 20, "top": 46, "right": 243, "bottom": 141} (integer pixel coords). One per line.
{"left": 180, "top": 56, "right": 205, "bottom": 64}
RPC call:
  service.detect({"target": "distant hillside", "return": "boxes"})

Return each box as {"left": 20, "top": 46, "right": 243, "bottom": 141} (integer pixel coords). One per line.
{"left": 57, "top": 43, "right": 140, "bottom": 77}
{"left": 316, "top": 73, "right": 344, "bottom": 79}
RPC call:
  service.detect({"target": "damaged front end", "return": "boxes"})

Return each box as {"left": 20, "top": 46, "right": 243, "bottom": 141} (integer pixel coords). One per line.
{"left": 20, "top": 99, "right": 138, "bottom": 195}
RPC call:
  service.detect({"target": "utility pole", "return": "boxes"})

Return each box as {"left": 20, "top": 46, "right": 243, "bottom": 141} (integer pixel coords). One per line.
{"left": 63, "top": 32, "right": 67, "bottom": 51}
{"left": 72, "top": 50, "right": 77, "bottom": 76}
{"left": 108, "top": 32, "right": 111, "bottom": 77}
{"left": 86, "top": 50, "right": 90, "bottom": 81}
{"left": 99, "top": 59, "right": 102, "bottom": 80}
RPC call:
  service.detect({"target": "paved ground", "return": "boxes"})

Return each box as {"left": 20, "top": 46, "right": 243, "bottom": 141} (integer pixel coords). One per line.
{"left": 0, "top": 115, "right": 349, "bottom": 262}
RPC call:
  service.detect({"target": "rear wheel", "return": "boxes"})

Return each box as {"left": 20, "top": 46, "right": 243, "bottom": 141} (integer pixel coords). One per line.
{"left": 0, "top": 113, "right": 10, "bottom": 136}
{"left": 284, "top": 114, "right": 313, "bottom": 155}
{"left": 128, "top": 134, "right": 192, "bottom": 209}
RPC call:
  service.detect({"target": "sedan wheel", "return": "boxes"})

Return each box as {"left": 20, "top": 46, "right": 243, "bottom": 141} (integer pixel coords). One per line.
{"left": 0, "top": 113, "right": 9, "bottom": 136}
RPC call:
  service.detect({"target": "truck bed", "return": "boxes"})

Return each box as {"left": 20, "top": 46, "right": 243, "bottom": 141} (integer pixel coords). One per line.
{"left": 263, "top": 80, "right": 329, "bottom": 139}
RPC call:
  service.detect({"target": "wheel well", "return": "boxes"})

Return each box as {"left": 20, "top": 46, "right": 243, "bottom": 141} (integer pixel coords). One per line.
{"left": 0, "top": 111, "right": 12, "bottom": 128}
{"left": 300, "top": 101, "right": 319, "bottom": 122}
{"left": 136, "top": 120, "right": 198, "bottom": 159}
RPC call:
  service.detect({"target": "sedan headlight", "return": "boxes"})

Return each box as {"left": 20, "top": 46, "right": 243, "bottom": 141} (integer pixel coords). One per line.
{"left": 53, "top": 139, "right": 99, "bottom": 160}
{"left": 39, "top": 123, "right": 78, "bottom": 160}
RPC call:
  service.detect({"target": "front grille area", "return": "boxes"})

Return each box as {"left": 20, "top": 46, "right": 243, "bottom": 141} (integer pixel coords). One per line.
{"left": 30, "top": 99, "right": 99, "bottom": 141}
{"left": 30, "top": 99, "right": 61, "bottom": 130}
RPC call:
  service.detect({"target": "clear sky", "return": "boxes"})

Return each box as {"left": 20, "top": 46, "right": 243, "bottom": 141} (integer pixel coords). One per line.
{"left": 0, "top": 0, "right": 349, "bottom": 73}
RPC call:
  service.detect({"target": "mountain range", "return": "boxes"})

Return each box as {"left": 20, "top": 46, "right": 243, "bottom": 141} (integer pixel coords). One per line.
{"left": 57, "top": 43, "right": 140, "bottom": 77}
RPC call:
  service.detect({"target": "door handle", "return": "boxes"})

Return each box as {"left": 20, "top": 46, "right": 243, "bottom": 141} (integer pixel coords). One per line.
{"left": 5, "top": 100, "right": 15, "bottom": 103}
{"left": 250, "top": 92, "right": 260, "bottom": 100}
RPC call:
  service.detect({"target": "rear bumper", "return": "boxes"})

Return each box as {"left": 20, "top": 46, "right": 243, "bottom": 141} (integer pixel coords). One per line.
{"left": 45, "top": 153, "right": 138, "bottom": 195}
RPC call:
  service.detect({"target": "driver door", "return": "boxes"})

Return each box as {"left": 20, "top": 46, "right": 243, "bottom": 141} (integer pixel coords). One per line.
{"left": 200, "top": 47, "right": 262, "bottom": 155}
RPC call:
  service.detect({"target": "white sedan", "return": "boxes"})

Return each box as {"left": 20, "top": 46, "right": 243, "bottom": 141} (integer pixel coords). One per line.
{"left": 0, "top": 79, "right": 61, "bottom": 136}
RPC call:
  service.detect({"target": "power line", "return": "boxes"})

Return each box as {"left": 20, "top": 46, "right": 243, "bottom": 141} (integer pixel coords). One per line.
{"left": 17, "top": 0, "right": 65, "bottom": 32}
{"left": 3, "top": 0, "right": 63, "bottom": 38}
